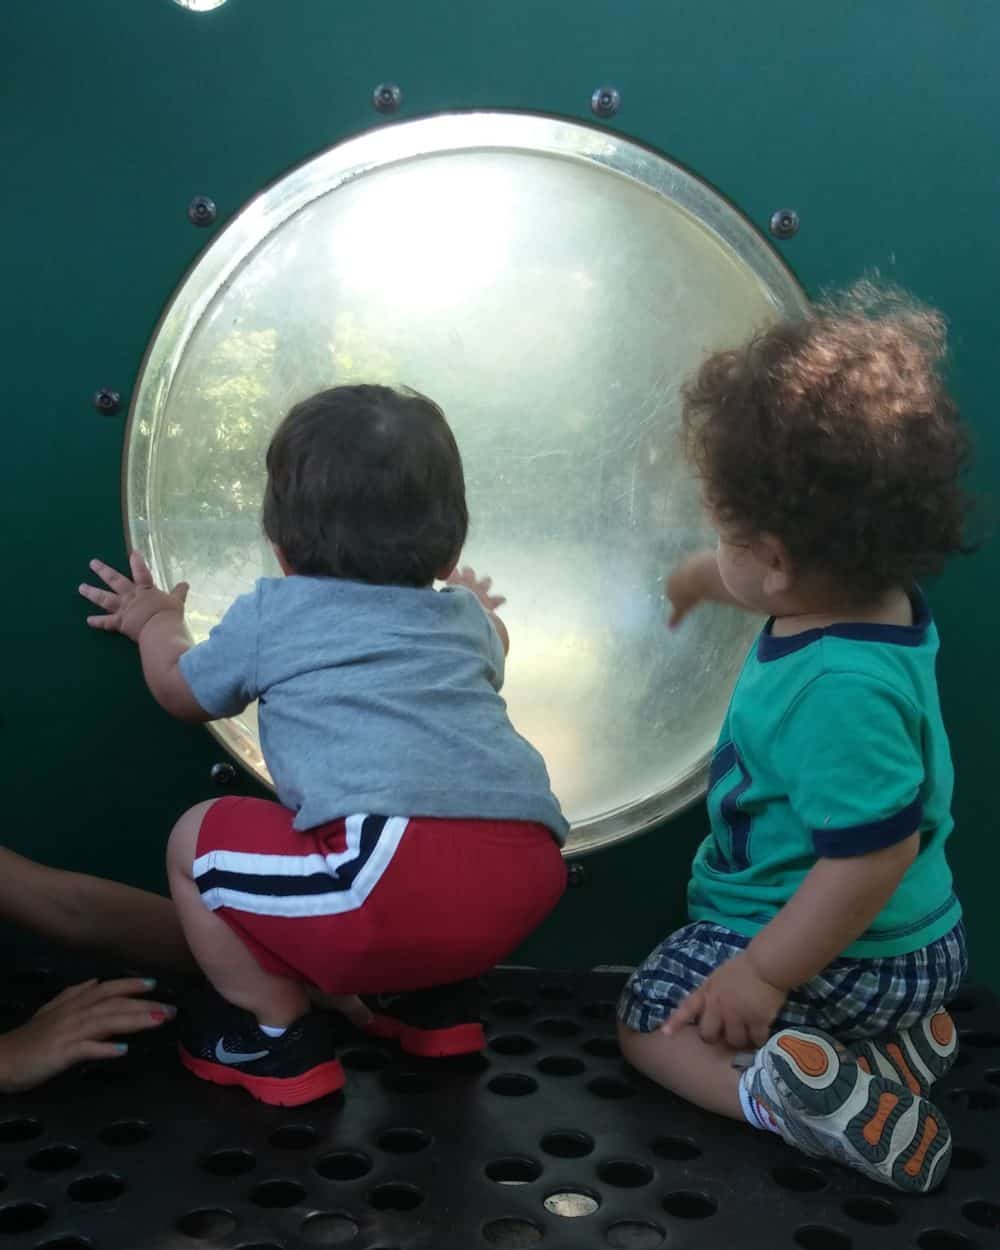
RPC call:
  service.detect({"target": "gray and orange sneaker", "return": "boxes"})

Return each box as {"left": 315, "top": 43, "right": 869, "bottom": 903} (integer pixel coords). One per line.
{"left": 847, "top": 1008, "right": 958, "bottom": 1099}
{"left": 744, "top": 1026, "right": 951, "bottom": 1193}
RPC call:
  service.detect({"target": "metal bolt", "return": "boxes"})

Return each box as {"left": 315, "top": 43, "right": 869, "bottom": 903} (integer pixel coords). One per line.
{"left": 590, "top": 86, "right": 621, "bottom": 119}
{"left": 373, "top": 83, "right": 402, "bottom": 114}
{"left": 93, "top": 388, "right": 121, "bottom": 416}
{"left": 210, "top": 761, "right": 237, "bottom": 786}
{"left": 769, "top": 208, "right": 800, "bottom": 240}
{"left": 567, "top": 863, "right": 586, "bottom": 888}
{"left": 187, "top": 195, "right": 217, "bottom": 227}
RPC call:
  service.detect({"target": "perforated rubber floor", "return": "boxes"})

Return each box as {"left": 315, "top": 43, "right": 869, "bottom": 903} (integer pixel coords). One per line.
{"left": 0, "top": 952, "right": 998, "bottom": 1250}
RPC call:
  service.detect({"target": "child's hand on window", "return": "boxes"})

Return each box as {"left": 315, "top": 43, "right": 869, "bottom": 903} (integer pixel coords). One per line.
{"left": 446, "top": 566, "right": 506, "bottom": 614}
{"left": 660, "top": 951, "right": 786, "bottom": 1050}
{"left": 79, "top": 552, "right": 189, "bottom": 643}
{"left": 0, "top": 977, "right": 175, "bottom": 1093}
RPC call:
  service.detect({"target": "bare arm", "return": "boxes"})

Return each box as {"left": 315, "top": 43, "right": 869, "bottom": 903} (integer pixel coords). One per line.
{"left": 666, "top": 833, "right": 919, "bottom": 1048}
{"left": 80, "top": 553, "right": 210, "bottom": 722}
{"left": 0, "top": 848, "right": 195, "bottom": 973}
{"left": 666, "top": 549, "right": 741, "bottom": 627}
{"left": 747, "top": 832, "right": 920, "bottom": 990}
{"left": 446, "top": 566, "right": 510, "bottom": 655}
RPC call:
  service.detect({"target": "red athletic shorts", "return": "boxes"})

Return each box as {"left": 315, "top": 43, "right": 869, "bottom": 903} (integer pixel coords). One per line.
{"left": 192, "top": 797, "right": 567, "bottom": 994}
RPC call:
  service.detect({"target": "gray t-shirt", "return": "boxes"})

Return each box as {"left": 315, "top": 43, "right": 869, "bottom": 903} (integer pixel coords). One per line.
{"left": 179, "top": 576, "right": 568, "bottom": 843}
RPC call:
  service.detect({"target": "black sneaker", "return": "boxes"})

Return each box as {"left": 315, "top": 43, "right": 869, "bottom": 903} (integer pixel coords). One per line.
{"left": 361, "top": 979, "right": 485, "bottom": 1057}
{"left": 177, "top": 987, "right": 344, "bottom": 1106}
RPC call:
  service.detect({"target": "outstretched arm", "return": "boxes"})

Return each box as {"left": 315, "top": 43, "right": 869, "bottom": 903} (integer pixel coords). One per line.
{"left": 80, "top": 552, "right": 209, "bottom": 722}
{"left": 0, "top": 848, "right": 194, "bottom": 972}
{"left": 446, "top": 566, "right": 510, "bottom": 654}
{"left": 666, "top": 549, "right": 742, "bottom": 628}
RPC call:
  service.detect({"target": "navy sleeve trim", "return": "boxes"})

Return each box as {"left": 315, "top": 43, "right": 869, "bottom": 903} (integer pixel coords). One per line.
{"left": 812, "top": 795, "right": 923, "bottom": 858}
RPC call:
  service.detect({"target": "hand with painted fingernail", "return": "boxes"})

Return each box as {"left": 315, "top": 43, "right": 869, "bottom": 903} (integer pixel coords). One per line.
{"left": 0, "top": 977, "right": 175, "bottom": 1092}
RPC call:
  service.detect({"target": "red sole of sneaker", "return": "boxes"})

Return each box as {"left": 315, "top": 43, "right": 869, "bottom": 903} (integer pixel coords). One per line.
{"left": 177, "top": 1044, "right": 345, "bottom": 1106}
{"left": 363, "top": 1014, "right": 486, "bottom": 1058}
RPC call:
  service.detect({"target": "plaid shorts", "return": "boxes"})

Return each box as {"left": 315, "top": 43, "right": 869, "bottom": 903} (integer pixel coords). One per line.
{"left": 618, "top": 919, "right": 968, "bottom": 1041}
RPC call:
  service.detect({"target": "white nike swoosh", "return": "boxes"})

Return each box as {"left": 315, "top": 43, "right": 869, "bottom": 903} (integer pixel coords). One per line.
{"left": 214, "top": 1039, "right": 269, "bottom": 1065}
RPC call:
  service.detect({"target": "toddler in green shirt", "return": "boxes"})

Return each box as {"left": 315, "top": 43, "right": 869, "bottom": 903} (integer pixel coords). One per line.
{"left": 618, "top": 282, "right": 970, "bottom": 1193}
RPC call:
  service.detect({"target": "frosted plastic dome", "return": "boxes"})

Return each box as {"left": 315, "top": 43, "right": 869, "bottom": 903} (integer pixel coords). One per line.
{"left": 125, "top": 113, "right": 807, "bottom": 853}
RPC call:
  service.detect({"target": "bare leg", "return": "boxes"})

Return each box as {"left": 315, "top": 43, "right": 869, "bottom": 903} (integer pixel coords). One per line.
{"left": 167, "top": 802, "right": 309, "bottom": 1028}
{"left": 618, "top": 1020, "right": 745, "bottom": 1120}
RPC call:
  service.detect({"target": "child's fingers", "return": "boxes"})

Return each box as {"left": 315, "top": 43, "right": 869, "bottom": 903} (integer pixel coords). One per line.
{"left": 129, "top": 550, "right": 155, "bottom": 589}
{"left": 66, "top": 1040, "right": 129, "bottom": 1065}
{"left": 86, "top": 613, "right": 122, "bottom": 630}
{"left": 78, "top": 1002, "right": 175, "bottom": 1039}
{"left": 697, "top": 1000, "right": 723, "bottom": 1045}
{"left": 170, "top": 581, "right": 190, "bottom": 605}
{"left": 71, "top": 978, "right": 158, "bottom": 1008}
{"left": 662, "top": 987, "right": 704, "bottom": 1036}
{"left": 78, "top": 584, "right": 119, "bottom": 611}
{"left": 34, "top": 979, "right": 99, "bottom": 1016}
{"left": 723, "top": 1015, "right": 749, "bottom": 1052}
{"left": 89, "top": 558, "right": 132, "bottom": 593}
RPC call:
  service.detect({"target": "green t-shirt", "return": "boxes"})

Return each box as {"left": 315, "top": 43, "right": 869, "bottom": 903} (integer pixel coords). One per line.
{"left": 688, "top": 590, "right": 960, "bottom": 958}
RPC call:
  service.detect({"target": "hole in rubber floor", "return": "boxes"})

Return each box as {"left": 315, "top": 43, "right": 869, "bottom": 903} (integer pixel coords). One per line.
{"left": 482, "top": 1218, "right": 542, "bottom": 1247}
{"left": 176, "top": 1209, "right": 237, "bottom": 1239}
{"left": 544, "top": 1189, "right": 600, "bottom": 1217}
{"left": 0, "top": 1202, "right": 48, "bottom": 1234}
{"left": 67, "top": 1174, "right": 125, "bottom": 1203}
{"left": 485, "top": 1157, "right": 542, "bottom": 1185}
{"left": 605, "top": 1222, "right": 665, "bottom": 1249}
{"left": 27, "top": 1145, "right": 81, "bottom": 1173}
{"left": 540, "top": 1130, "right": 594, "bottom": 1158}
{"left": 661, "top": 1192, "right": 716, "bottom": 1220}
{"left": 842, "top": 1197, "right": 899, "bottom": 1226}
{"left": 201, "top": 1149, "right": 255, "bottom": 1177}
{"left": 652, "top": 1135, "right": 701, "bottom": 1161}
{"left": 772, "top": 1166, "right": 826, "bottom": 1192}
{"left": 378, "top": 1128, "right": 431, "bottom": 1154}
{"left": 315, "top": 1152, "right": 372, "bottom": 1181}
{"left": 368, "top": 1183, "right": 424, "bottom": 1211}
{"left": 962, "top": 1200, "right": 1000, "bottom": 1230}
{"left": 99, "top": 1119, "right": 152, "bottom": 1146}
{"left": 794, "top": 1228, "right": 853, "bottom": 1250}
{"left": 597, "top": 1159, "right": 653, "bottom": 1188}
{"left": 300, "top": 1212, "right": 359, "bottom": 1245}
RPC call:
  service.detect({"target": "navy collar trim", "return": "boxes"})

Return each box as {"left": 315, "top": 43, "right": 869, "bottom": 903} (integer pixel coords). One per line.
{"left": 756, "top": 589, "right": 931, "bottom": 663}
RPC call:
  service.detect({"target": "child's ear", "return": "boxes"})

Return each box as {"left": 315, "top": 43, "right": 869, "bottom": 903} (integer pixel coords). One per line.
{"left": 758, "top": 534, "right": 794, "bottom": 596}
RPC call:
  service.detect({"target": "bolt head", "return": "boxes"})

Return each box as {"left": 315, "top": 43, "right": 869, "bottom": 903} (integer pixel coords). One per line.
{"left": 210, "top": 761, "right": 237, "bottom": 786}
{"left": 188, "top": 195, "right": 218, "bottom": 227}
{"left": 93, "top": 388, "right": 121, "bottom": 415}
{"left": 590, "top": 86, "right": 621, "bottom": 118}
{"left": 769, "top": 208, "right": 800, "bottom": 240}
{"left": 373, "top": 83, "right": 402, "bottom": 113}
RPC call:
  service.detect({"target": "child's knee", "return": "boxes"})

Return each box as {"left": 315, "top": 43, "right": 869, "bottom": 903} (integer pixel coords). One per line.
{"left": 166, "top": 800, "right": 218, "bottom": 876}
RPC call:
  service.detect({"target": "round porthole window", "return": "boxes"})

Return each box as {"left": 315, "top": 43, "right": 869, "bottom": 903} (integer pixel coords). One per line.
{"left": 125, "top": 112, "right": 806, "bottom": 853}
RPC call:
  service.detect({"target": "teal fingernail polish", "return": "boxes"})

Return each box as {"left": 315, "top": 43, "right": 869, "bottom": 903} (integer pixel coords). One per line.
{"left": 143, "top": 978, "right": 156, "bottom": 989}
{"left": 116, "top": 1043, "right": 128, "bottom": 1055}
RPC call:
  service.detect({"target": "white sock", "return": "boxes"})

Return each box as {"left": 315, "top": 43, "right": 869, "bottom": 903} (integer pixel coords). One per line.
{"left": 259, "top": 1023, "right": 286, "bottom": 1039}
{"left": 738, "top": 1068, "right": 781, "bottom": 1134}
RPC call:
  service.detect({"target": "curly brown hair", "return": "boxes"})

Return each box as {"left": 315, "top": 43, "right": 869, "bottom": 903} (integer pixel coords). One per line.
{"left": 681, "top": 280, "right": 971, "bottom": 597}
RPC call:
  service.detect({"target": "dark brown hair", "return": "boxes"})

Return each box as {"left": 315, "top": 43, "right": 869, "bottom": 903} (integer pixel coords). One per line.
{"left": 263, "top": 385, "right": 467, "bottom": 586}
{"left": 681, "top": 281, "right": 971, "bottom": 596}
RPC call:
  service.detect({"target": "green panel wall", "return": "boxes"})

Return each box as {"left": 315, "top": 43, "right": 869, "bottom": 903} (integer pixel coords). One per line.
{"left": 2, "top": 0, "right": 996, "bottom": 981}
